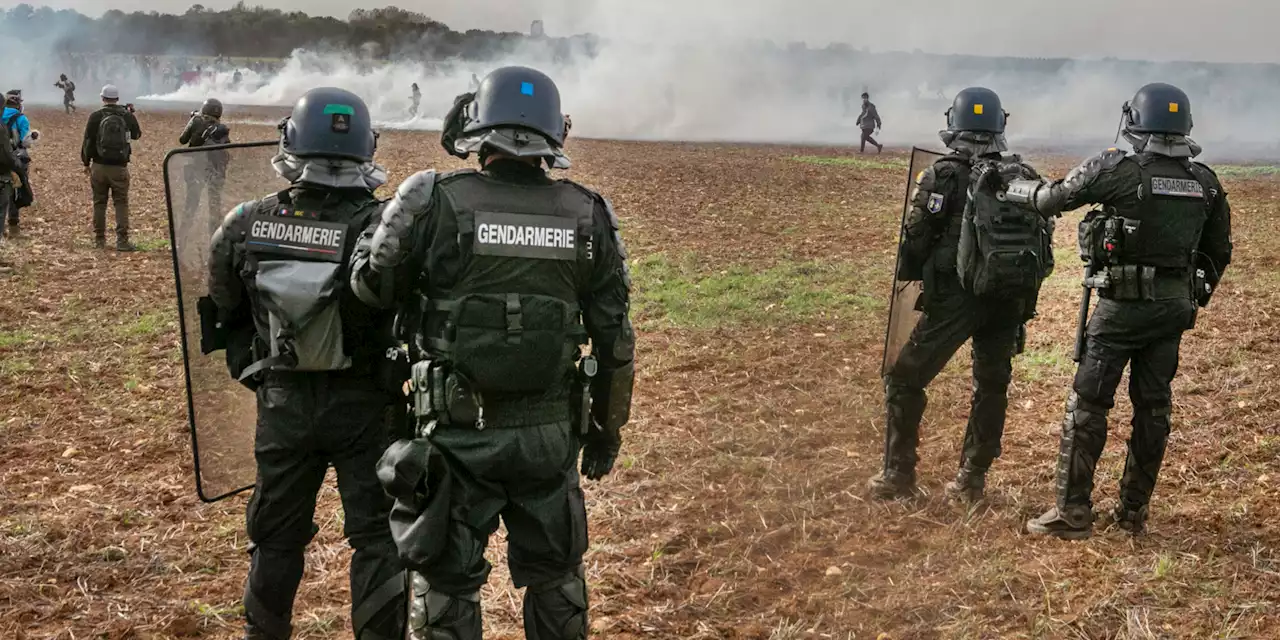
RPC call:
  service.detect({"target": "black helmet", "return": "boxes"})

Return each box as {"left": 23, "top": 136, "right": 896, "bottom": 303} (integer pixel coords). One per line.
{"left": 945, "top": 87, "right": 1007, "bottom": 134}
{"left": 279, "top": 87, "right": 376, "bottom": 162}
{"left": 462, "top": 66, "right": 567, "bottom": 146}
{"left": 1123, "top": 83, "right": 1192, "bottom": 136}
{"left": 200, "top": 97, "right": 223, "bottom": 119}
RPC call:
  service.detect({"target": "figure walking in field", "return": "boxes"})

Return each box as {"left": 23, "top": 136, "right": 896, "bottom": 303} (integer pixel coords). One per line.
{"left": 81, "top": 84, "right": 142, "bottom": 251}
{"left": 1008, "top": 84, "right": 1234, "bottom": 539}
{"left": 354, "top": 66, "right": 635, "bottom": 640}
{"left": 870, "top": 88, "right": 1055, "bottom": 503}
{"left": 409, "top": 82, "right": 421, "bottom": 117}
{"left": 857, "top": 91, "right": 883, "bottom": 154}
{"left": 56, "top": 74, "right": 77, "bottom": 114}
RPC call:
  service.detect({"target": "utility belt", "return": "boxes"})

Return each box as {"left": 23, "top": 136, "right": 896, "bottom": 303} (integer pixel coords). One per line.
{"left": 1089, "top": 265, "right": 1192, "bottom": 301}
{"left": 409, "top": 355, "right": 595, "bottom": 436}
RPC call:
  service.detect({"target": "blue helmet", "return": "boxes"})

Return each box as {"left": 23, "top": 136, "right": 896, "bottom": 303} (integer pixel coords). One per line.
{"left": 946, "top": 87, "right": 1007, "bottom": 134}
{"left": 1124, "top": 83, "right": 1193, "bottom": 136}
{"left": 279, "top": 87, "right": 376, "bottom": 162}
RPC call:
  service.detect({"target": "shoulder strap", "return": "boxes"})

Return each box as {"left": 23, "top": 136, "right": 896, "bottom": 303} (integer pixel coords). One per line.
{"left": 1182, "top": 160, "right": 1219, "bottom": 213}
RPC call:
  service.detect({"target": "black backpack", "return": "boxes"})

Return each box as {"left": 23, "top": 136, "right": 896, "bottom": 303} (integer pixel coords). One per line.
{"left": 956, "top": 157, "right": 1053, "bottom": 299}
{"left": 96, "top": 108, "right": 131, "bottom": 164}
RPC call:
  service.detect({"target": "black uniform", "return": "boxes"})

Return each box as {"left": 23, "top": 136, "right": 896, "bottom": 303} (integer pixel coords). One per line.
{"left": 876, "top": 152, "right": 1041, "bottom": 497}
{"left": 208, "top": 186, "right": 405, "bottom": 639}
{"left": 179, "top": 113, "right": 230, "bottom": 235}
{"left": 352, "top": 159, "right": 634, "bottom": 639}
{"left": 1033, "top": 148, "right": 1232, "bottom": 527}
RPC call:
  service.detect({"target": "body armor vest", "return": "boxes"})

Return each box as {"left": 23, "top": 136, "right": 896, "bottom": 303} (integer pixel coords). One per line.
{"left": 1111, "top": 154, "right": 1212, "bottom": 271}
{"left": 421, "top": 171, "right": 596, "bottom": 425}
{"left": 239, "top": 189, "right": 383, "bottom": 380}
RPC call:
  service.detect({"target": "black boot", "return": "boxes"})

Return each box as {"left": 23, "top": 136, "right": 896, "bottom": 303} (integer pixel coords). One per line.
{"left": 944, "top": 465, "right": 986, "bottom": 503}
{"left": 93, "top": 234, "right": 106, "bottom": 249}
{"left": 870, "top": 382, "right": 926, "bottom": 501}
{"left": 1108, "top": 504, "right": 1149, "bottom": 535}
{"left": 1027, "top": 505, "right": 1096, "bottom": 540}
{"left": 116, "top": 234, "right": 138, "bottom": 252}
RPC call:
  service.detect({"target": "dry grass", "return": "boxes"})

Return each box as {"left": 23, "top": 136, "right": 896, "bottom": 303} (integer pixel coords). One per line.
{"left": 0, "top": 107, "right": 1278, "bottom": 639}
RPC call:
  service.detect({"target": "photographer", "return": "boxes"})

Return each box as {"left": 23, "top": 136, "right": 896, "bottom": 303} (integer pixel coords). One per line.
{"left": 80, "top": 85, "right": 141, "bottom": 251}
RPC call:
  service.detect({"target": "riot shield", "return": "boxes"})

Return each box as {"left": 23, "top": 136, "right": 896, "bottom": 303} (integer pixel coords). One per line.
{"left": 163, "top": 141, "right": 285, "bottom": 502}
{"left": 881, "top": 147, "right": 944, "bottom": 377}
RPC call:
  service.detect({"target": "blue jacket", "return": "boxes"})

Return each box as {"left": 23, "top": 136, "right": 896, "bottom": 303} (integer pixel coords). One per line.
{"left": 4, "top": 107, "right": 30, "bottom": 147}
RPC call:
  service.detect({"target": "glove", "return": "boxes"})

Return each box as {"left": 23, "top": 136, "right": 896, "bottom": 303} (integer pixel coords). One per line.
{"left": 439, "top": 92, "right": 475, "bottom": 159}
{"left": 580, "top": 420, "right": 621, "bottom": 481}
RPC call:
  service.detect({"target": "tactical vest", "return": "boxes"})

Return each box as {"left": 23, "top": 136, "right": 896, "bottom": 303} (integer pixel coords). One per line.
{"left": 239, "top": 189, "right": 383, "bottom": 381}
{"left": 1111, "top": 154, "right": 1212, "bottom": 271}
{"left": 422, "top": 171, "right": 596, "bottom": 426}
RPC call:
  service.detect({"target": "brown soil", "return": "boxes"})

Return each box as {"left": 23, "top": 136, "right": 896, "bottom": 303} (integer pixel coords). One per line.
{"left": 1, "top": 107, "right": 1277, "bottom": 639}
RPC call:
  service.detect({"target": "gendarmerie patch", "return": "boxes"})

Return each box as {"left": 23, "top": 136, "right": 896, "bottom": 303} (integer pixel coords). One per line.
{"left": 927, "top": 193, "right": 945, "bottom": 214}
{"left": 246, "top": 214, "right": 347, "bottom": 262}
{"left": 1151, "top": 177, "right": 1205, "bottom": 199}
{"left": 473, "top": 211, "right": 577, "bottom": 260}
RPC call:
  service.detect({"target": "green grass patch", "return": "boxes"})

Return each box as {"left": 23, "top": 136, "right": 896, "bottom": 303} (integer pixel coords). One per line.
{"left": 1215, "top": 165, "right": 1280, "bottom": 178}
{"left": 115, "top": 311, "right": 175, "bottom": 339}
{"left": 135, "top": 236, "right": 172, "bottom": 252}
{"left": 633, "top": 253, "right": 882, "bottom": 329}
{"left": 789, "top": 155, "right": 906, "bottom": 170}
{"left": 192, "top": 601, "right": 244, "bottom": 621}
{"left": 0, "top": 359, "right": 34, "bottom": 376}
{"left": 1018, "top": 348, "right": 1073, "bottom": 380}
{"left": 0, "top": 331, "right": 35, "bottom": 348}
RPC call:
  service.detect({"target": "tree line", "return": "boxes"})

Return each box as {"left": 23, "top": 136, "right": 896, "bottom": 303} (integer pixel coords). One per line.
{"left": 0, "top": 3, "right": 598, "bottom": 61}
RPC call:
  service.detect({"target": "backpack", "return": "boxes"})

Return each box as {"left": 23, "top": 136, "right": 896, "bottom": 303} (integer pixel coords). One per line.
{"left": 238, "top": 193, "right": 379, "bottom": 381}
{"left": 956, "top": 157, "right": 1053, "bottom": 300}
{"left": 96, "top": 108, "right": 131, "bottom": 164}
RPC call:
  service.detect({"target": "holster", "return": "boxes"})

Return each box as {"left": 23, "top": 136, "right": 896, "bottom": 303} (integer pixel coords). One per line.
{"left": 378, "top": 439, "right": 453, "bottom": 571}
{"left": 197, "top": 296, "right": 228, "bottom": 355}
{"left": 410, "top": 360, "right": 483, "bottom": 432}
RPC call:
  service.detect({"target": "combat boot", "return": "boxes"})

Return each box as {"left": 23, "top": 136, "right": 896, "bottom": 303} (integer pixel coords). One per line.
{"left": 944, "top": 465, "right": 986, "bottom": 503}
{"left": 116, "top": 235, "right": 138, "bottom": 252}
{"left": 1026, "top": 505, "right": 1095, "bottom": 540}
{"left": 94, "top": 234, "right": 106, "bottom": 249}
{"left": 1108, "top": 504, "right": 1149, "bottom": 535}
{"left": 6, "top": 222, "right": 18, "bottom": 238}
{"left": 867, "top": 469, "right": 917, "bottom": 501}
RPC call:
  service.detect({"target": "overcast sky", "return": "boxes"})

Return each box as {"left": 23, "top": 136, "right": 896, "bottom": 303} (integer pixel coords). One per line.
{"left": 3, "top": 0, "right": 1275, "bottom": 64}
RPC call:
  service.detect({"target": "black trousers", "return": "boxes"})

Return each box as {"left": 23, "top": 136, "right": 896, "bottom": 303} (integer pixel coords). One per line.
{"left": 244, "top": 371, "right": 402, "bottom": 639}
{"left": 883, "top": 276, "right": 1021, "bottom": 476}
{"left": 860, "top": 128, "right": 880, "bottom": 152}
{"left": 1057, "top": 298, "right": 1195, "bottom": 511}
{"left": 420, "top": 420, "right": 589, "bottom": 639}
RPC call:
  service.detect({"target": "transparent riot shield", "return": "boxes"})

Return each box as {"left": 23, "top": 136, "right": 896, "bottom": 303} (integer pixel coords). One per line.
{"left": 163, "top": 141, "right": 285, "bottom": 501}
{"left": 881, "top": 147, "right": 944, "bottom": 377}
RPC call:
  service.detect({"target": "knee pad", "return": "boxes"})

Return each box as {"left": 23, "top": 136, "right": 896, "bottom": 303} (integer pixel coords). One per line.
{"left": 523, "top": 567, "right": 588, "bottom": 640}
{"left": 411, "top": 578, "right": 481, "bottom": 640}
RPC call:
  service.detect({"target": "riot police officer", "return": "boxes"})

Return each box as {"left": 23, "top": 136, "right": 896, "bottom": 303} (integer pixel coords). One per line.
{"left": 180, "top": 98, "right": 231, "bottom": 235}
{"left": 870, "top": 88, "right": 1048, "bottom": 503}
{"left": 351, "top": 66, "right": 635, "bottom": 639}
{"left": 207, "top": 87, "right": 406, "bottom": 639}
{"left": 1008, "top": 83, "right": 1233, "bottom": 539}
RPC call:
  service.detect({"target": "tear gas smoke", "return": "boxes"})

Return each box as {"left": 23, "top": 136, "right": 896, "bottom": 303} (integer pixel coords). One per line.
{"left": 11, "top": 1, "right": 1280, "bottom": 160}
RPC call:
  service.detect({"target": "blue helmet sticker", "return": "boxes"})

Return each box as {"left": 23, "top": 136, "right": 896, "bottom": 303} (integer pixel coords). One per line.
{"left": 521, "top": 82, "right": 535, "bottom": 96}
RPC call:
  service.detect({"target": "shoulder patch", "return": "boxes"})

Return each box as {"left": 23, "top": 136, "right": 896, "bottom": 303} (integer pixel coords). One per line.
{"left": 926, "top": 193, "right": 945, "bottom": 214}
